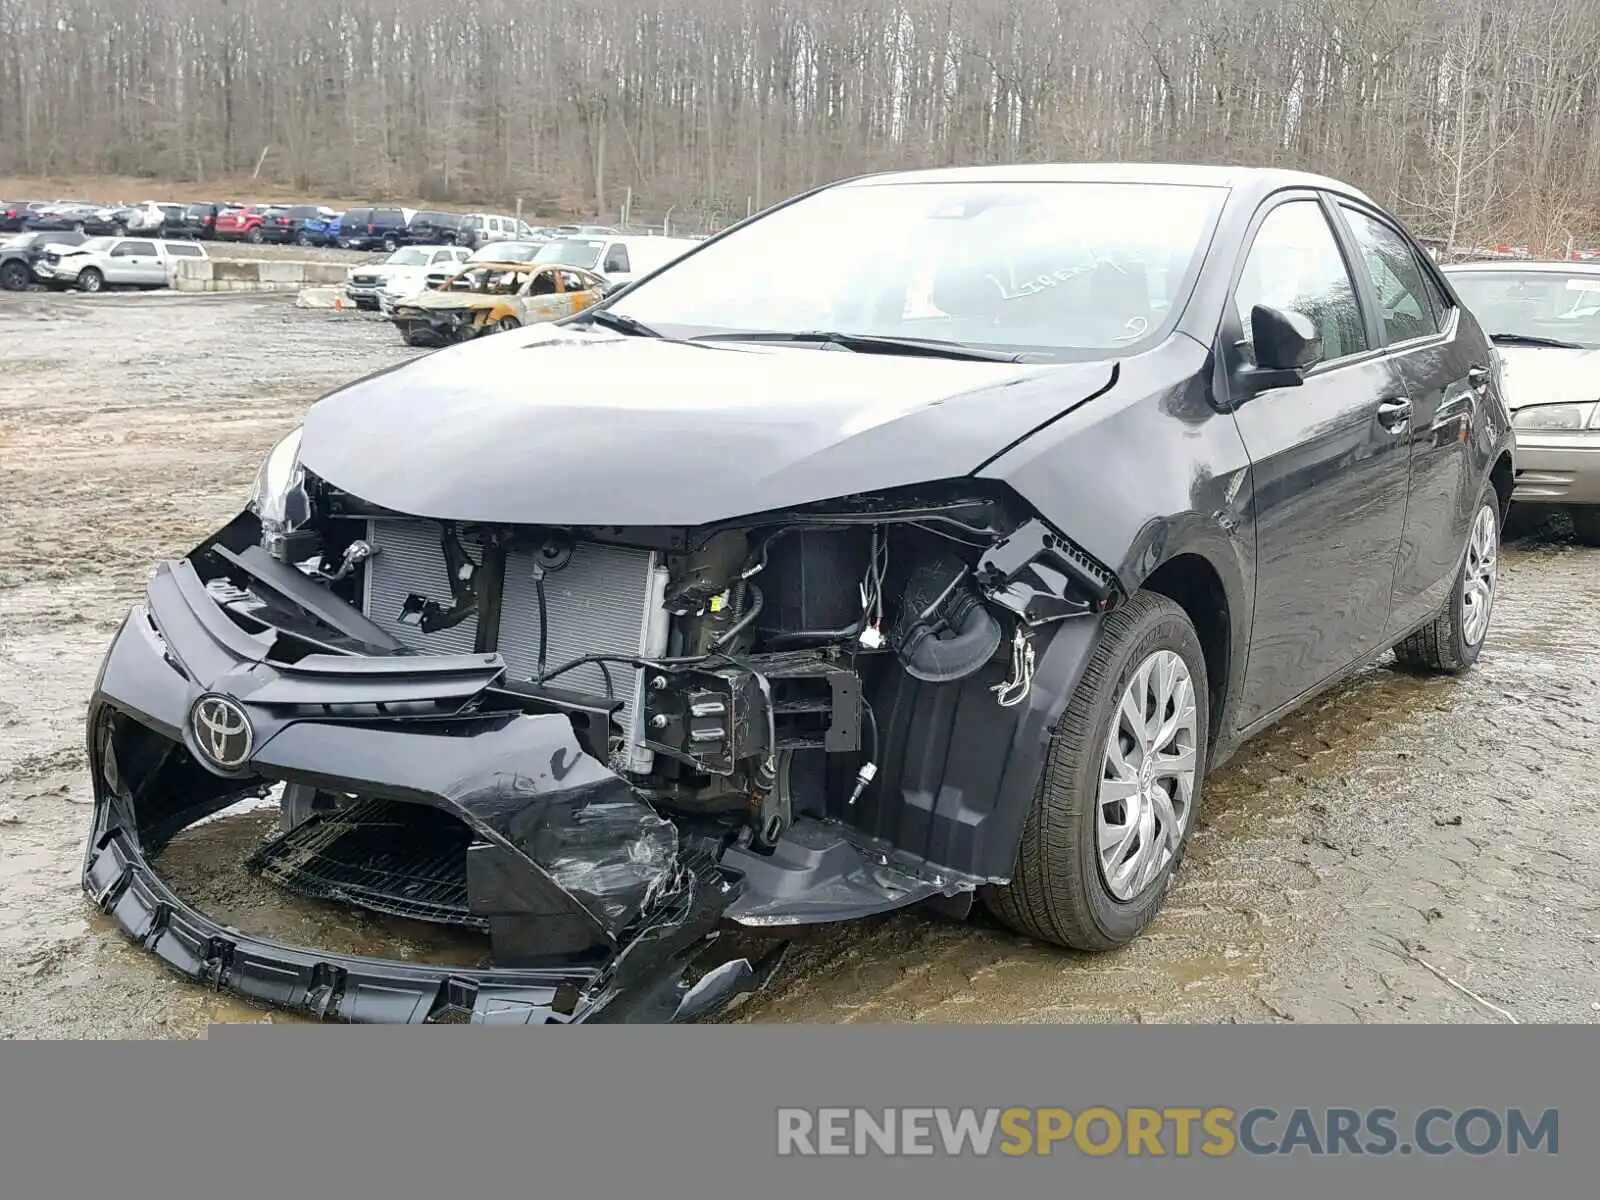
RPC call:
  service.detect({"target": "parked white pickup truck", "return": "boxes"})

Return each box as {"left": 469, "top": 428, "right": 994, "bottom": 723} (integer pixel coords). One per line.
{"left": 31, "top": 236, "right": 210, "bottom": 292}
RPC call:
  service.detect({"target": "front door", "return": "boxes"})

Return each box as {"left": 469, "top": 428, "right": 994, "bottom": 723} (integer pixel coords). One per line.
{"left": 1334, "top": 203, "right": 1484, "bottom": 637}
{"left": 107, "top": 240, "right": 161, "bottom": 284}
{"left": 1224, "top": 195, "right": 1413, "bottom": 727}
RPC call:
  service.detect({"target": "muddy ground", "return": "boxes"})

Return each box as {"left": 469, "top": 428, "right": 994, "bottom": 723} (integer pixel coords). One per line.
{"left": 0, "top": 289, "right": 1596, "bottom": 1036}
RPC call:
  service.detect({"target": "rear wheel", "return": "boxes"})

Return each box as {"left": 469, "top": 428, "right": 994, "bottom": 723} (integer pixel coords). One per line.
{"left": 495, "top": 316, "right": 520, "bottom": 333}
{"left": 1394, "top": 492, "right": 1499, "bottom": 673}
{"left": 245, "top": 226, "right": 264, "bottom": 244}
{"left": 295, "top": 231, "right": 313, "bottom": 247}
{"left": 983, "top": 592, "right": 1208, "bottom": 950}
{"left": 77, "top": 267, "right": 105, "bottom": 294}
{"left": 0, "top": 260, "right": 29, "bottom": 291}
{"left": 382, "top": 234, "right": 399, "bottom": 252}
{"left": 1571, "top": 507, "right": 1600, "bottom": 547}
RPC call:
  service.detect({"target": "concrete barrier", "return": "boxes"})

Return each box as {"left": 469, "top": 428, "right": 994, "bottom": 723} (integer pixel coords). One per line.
{"left": 174, "top": 258, "right": 348, "bottom": 293}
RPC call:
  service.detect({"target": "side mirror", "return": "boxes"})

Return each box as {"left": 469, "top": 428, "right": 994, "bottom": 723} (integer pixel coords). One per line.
{"left": 598, "top": 279, "right": 627, "bottom": 299}
{"left": 1253, "top": 305, "right": 1324, "bottom": 371}
{"left": 1233, "top": 305, "right": 1323, "bottom": 402}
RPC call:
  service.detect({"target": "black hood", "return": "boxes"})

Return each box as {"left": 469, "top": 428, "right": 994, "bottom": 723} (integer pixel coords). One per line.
{"left": 300, "top": 326, "right": 1117, "bottom": 526}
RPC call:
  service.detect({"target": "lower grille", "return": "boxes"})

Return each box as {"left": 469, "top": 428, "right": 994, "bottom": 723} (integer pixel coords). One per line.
{"left": 362, "top": 519, "right": 667, "bottom": 769}
{"left": 249, "top": 797, "right": 483, "bottom": 928}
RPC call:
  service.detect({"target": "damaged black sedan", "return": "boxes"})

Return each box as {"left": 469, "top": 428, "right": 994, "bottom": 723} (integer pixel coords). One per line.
{"left": 84, "top": 164, "right": 1515, "bottom": 1024}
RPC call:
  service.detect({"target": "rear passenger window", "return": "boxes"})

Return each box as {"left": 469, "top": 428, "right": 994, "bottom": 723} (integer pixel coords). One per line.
{"left": 118, "top": 241, "right": 157, "bottom": 256}
{"left": 603, "top": 245, "right": 630, "bottom": 274}
{"left": 1340, "top": 206, "right": 1441, "bottom": 343}
{"left": 1234, "top": 200, "right": 1368, "bottom": 363}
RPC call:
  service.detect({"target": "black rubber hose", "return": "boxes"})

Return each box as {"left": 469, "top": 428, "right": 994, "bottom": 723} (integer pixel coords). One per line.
{"left": 534, "top": 569, "right": 549, "bottom": 682}
{"left": 894, "top": 561, "right": 1003, "bottom": 684}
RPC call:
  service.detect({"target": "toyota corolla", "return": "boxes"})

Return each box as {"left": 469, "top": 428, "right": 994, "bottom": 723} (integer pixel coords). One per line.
{"left": 83, "top": 164, "right": 1514, "bottom": 1024}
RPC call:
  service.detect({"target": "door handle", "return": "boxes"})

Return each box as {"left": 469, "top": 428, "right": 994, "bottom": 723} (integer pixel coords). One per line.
{"left": 1376, "top": 397, "right": 1413, "bottom": 432}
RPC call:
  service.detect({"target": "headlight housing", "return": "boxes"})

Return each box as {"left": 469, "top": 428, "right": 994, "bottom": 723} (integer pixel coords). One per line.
{"left": 1511, "top": 402, "right": 1598, "bottom": 432}
{"left": 247, "top": 426, "right": 311, "bottom": 533}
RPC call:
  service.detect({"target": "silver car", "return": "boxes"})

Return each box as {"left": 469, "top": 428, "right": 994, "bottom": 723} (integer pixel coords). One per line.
{"left": 1444, "top": 260, "right": 1600, "bottom": 544}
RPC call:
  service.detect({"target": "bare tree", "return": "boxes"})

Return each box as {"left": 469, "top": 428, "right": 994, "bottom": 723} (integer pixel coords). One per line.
{"left": 1, "top": 0, "right": 1598, "bottom": 248}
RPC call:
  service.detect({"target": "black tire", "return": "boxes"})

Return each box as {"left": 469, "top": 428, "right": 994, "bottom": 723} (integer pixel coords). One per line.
{"left": 77, "top": 267, "right": 104, "bottom": 294}
{"left": 72, "top": 221, "right": 86, "bottom": 234}
{"left": 382, "top": 234, "right": 399, "bottom": 252}
{"left": 982, "top": 591, "right": 1210, "bottom": 951}
{"left": 1571, "top": 507, "right": 1600, "bottom": 547}
{"left": 1393, "top": 489, "right": 1500, "bottom": 674}
{"left": 246, "top": 226, "right": 264, "bottom": 244}
{"left": 0, "top": 260, "right": 30, "bottom": 291}
{"left": 495, "top": 315, "right": 520, "bottom": 332}
{"left": 295, "top": 231, "right": 313, "bottom": 247}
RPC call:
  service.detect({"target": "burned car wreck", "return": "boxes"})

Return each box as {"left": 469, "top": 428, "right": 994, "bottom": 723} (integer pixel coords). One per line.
{"left": 84, "top": 165, "right": 1513, "bottom": 1023}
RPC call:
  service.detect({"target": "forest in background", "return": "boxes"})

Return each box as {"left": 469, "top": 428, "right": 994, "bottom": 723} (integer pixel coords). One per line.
{"left": 2, "top": 0, "right": 1599, "bottom": 248}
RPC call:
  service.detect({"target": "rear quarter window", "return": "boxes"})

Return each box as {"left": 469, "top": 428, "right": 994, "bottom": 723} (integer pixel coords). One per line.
{"left": 375, "top": 209, "right": 403, "bottom": 225}
{"left": 167, "top": 244, "right": 202, "bottom": 257}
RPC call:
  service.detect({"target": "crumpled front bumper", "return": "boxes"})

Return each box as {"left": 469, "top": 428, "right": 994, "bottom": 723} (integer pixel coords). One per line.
{"left": 82, "top": 547, "right": 766, "bottom": 1024}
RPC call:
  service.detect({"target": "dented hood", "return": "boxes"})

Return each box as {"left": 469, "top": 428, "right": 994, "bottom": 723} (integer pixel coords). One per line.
{"left": 299, "top": 326, "right": 1117, "bottom": 526}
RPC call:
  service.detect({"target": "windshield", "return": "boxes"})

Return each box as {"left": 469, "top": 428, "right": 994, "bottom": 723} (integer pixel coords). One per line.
{"left": 470, "top": 242, "right": 540, "bottom": 263}
{"left": 385, "top": 248, "right": 430, "bottom": 266}
{"left": 1448, "top": 270, "right": 1600, "bottom": 349}
{"left": 535, "top": 239, "right": 605, "bottom": 269}
{"left": 606, "top": 180, "right": 1225, "bottom": 356}
{"left": 443, "top": 265, "right": 537, "bottom": 294}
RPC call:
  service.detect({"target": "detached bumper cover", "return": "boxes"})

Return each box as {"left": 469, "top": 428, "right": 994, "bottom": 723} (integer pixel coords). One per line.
{"left": 83, "top": 550, "right": 763, "bottom": 1024}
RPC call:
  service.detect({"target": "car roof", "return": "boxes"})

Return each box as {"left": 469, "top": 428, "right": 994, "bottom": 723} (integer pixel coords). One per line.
{"left": 1442, "top": 259, "right": 1600, "bottom": 274}
{"left": 836, "top": 162, "right": 1373, "bottom": 203}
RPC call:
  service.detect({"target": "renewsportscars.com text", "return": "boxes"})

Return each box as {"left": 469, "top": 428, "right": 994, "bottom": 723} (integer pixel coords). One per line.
{"left": 776, "top": 1106, "right": 1559, "bottom": 1158}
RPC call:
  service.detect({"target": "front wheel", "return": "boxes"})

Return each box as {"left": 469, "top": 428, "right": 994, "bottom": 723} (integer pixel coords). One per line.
{"left": 495, "top": 316, "right": 520, "bottom": 333}
{"left": 983, "top": 592, "right": 1208, "bottom": 951}
{"left": 245, "top": 226, "right": 264, "bottom": 244}
{"left": 382, "top": 235, "right": 399, "bottom": 252}
{"left": 77, "top": 267, "right": 105, "bottom": 294}
{"left": 1394, "top": 492, "right": 1499, "bottom": 673}
{"left": 295, "top": 231, "right": 313, "bottom": 247}
{"left": 0, "top": 260, "right": 30, "bottom": 291}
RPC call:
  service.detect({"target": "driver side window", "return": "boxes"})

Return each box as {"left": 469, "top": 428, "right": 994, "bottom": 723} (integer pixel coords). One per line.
{"left": 1234, "top": 200, "right": 1368, "bottom": 366}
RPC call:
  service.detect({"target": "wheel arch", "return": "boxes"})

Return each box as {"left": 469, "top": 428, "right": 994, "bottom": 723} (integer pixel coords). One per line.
{"left": 1136, "top": 550, "right": 1234, "bottom": 752}
{"left": 1489, "top": 449, "right": 1513, "bottom": 520}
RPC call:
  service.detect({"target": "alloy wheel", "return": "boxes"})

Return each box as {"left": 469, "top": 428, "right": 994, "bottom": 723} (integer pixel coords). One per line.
{"left": 1461, "top": 503, "right": 1498, "bottom": 647}
{"left": 1097, "top": 649, "right": 1199, "bottom": 901}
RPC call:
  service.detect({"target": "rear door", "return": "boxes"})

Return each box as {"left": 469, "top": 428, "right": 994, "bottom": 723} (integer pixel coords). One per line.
{"left": 1224, "top": 192, "right": 1412, "bottom": 727}
{"left": 1333, "top": 203, "right": 1487, "bottom": 638}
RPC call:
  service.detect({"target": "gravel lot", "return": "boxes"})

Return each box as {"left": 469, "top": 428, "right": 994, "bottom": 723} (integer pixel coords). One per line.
{"left": 0, "top": 288, "right": 1595, "bottom": 1035}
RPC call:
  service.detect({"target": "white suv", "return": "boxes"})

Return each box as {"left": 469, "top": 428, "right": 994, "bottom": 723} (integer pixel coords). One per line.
{"left": 343, "top": 245, "right": 470, "bottom": 311}
{"left": 31, "top": 236, "right": 209, "bottom": 292}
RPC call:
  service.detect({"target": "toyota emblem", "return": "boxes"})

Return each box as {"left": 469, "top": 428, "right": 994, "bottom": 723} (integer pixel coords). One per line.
{"left": 190, "top": 694, "right": 254, "bottom": 770}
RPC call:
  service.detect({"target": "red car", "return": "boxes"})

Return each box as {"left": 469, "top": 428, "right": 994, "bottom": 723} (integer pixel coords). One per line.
{"left": 214, "top": 204, "right": 271, "bottom": 243}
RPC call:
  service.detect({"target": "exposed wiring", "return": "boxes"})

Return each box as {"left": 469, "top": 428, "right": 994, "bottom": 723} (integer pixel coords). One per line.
{"left": 862, "top": 697, "right": 880, "bottom": 767}
{"left": 713, "top": 582, "right": 765, "bottom": 649}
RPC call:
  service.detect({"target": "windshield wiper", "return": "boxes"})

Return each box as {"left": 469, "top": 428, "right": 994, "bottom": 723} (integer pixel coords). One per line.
{"left": 577, "top": 308, "right": 666, "bottom": 338}
{"left": 690, "top": 329, "right": 1032, "bottom": 362}
{"left": 1489, "top": 332, "right": 1587, "bottom": 350}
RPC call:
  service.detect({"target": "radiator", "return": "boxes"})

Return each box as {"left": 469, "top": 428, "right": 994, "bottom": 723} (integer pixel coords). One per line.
{"left": 361, "top": 519, "right": 668, "bottom": 771}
